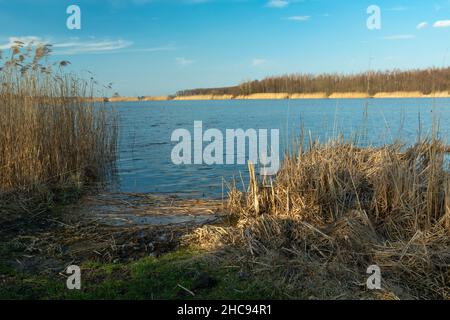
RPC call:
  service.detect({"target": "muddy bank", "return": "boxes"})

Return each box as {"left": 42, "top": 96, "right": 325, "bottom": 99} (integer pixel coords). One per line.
{"left": 0, "top": 193, "right": 224, "bottom": 275}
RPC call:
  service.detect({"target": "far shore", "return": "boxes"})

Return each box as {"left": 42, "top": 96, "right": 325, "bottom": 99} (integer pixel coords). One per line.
{"left": 95, "top": 91, "right": 450, "bottom": 102}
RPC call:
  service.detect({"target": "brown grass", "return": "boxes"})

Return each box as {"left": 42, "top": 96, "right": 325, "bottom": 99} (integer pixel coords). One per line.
{"left": 186, "top": 135, "right": 450, "bottom": 299}
{"left": 0, "top": 42, "right": 117, "bottom": 211}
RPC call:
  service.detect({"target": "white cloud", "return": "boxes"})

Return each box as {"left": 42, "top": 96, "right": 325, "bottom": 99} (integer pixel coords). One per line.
{"left": 252, "top": 58, "right": 267, "bottom": 66}
{"left": 433, "top": 20, "right": 450, "bottom": 28}
{"left": 0, "top": 36, "right": 44, "bottom": 50}
{"left": 266, "top": 0, "right": 289, "bottom": 8}
{"left": 137, "top": 44, "right": 177, "bottom": 52}
{"left": 0, "top": 36, "right": 133, "bottom": 55}
{"left": 176, "top": 57, "right": 194, "bottom": 66}
{"left": 416, "top": 22, "right": 428, "bottom": 29}
{"left": 383, "top": 34, "right": 415, "bottom": 40}
{"left": 53, "top": 39, "right": 133, "bottom": 55}
{"left": 287, "top": 16, "right": 310, "bottom": 21}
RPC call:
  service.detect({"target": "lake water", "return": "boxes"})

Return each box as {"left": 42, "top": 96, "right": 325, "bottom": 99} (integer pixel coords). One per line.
{"left": 111, "top": 98, "right": 450, "bottom": 199}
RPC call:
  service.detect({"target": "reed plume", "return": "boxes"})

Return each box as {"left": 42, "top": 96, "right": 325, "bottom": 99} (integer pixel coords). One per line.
{"left": 0, "top": 41, "right": 117, "bottom": 211}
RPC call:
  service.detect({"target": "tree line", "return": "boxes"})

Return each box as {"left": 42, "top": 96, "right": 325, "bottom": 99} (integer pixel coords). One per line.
{"left": 176, "top": 67, "right": 450, "bottom": 96}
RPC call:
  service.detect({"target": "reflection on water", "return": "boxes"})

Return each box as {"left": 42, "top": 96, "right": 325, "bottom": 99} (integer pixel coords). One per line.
{"left": 110, "top": 98, "right": 450, "bottom": 199}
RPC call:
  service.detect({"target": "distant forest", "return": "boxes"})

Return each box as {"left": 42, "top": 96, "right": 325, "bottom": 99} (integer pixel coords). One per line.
{"left": 176, "top": 67, "right": 450, "bottom": 96}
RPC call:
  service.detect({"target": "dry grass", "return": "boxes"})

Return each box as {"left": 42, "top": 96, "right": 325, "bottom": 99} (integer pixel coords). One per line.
{"left": 0, "top": 42, "right": 117, "bottom": 211}
{"left": 186, "top": 135, "right": 450, "bottom": 299}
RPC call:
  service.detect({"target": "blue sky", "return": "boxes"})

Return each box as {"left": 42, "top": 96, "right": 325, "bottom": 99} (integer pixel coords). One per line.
{"left": 1, "top": 0, "right": 450, "bottom": 96}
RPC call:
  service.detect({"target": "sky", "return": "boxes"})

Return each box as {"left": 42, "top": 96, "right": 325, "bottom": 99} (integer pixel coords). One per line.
{"left": 1, "top": 0, "right": 450, "bottom": 96}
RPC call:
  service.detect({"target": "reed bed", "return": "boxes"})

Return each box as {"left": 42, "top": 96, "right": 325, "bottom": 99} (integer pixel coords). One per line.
{"left": 0, "top": 42, "right": 117, "bottom": 211}
{"left": 186, "top": 136, "right": 450, "bottom": 299}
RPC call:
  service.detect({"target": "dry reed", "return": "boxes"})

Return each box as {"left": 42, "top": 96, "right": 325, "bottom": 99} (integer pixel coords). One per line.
{"left": 186, "top": 135, "right": 450, "bottom": 299}
{"left": 0, "top": 42, "right": 117, "bottom": 211}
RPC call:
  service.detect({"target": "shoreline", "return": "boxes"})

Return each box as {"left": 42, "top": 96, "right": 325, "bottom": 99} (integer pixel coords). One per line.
{"left": 99, "top": 91, "right": 450, "bottom": 102}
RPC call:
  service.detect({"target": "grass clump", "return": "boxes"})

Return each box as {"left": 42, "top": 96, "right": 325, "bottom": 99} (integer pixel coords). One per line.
{"left": 0, "top": 249, "right": 278, "bottom": 300}
{"left": 186, "top": 136, "right": 450, "bottom": 299}
{"left": 0, "top": 41, "right": 117, "bottom": 212}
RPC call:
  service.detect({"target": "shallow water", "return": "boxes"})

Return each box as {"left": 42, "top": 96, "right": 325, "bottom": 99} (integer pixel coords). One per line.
{"left": 96, "top": 214, "right": 218, "bottom": 227}
{"left": 110, "top": 98, "right": 450, "bottom": 199}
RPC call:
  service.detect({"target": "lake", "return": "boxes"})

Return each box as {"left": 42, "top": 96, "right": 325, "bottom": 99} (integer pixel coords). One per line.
{"left": 111, "top": 98, "right": 450, "bottom": 199}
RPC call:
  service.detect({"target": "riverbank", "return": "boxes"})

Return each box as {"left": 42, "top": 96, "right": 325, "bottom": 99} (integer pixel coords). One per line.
{"left": 102, "top": 91, "right": 450, "bottom": 102}
{"left": 0, "top": 193, "right": 281, "bottom": 300}
{"left": 2, "top": 136, "right": 449, "bottom": 300}
{"left": 0, "top": 193, "right": 237, "bottom": 299}
{"left": 0, "top": 192, "right": 396, "bottom": 300}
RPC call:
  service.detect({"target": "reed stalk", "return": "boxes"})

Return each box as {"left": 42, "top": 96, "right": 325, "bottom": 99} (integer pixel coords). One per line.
{"left": 0, "top": 42, "right": 117, "bottom": 211}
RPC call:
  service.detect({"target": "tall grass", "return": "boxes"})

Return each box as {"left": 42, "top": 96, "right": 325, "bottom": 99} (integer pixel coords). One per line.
{"left": 187, "top": 134, "right": 450, "bottom": 299}
{"left": 0, "top": 42, "right": 117, "bottom": 210}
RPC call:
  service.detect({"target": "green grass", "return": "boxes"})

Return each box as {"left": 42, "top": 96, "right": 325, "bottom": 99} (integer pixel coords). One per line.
{"left": 0, "top": 249, "right": 280, "bottom": 300}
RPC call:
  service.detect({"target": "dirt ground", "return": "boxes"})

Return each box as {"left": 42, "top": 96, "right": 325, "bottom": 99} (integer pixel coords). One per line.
{"left": 0, "top": 193, "right": 225, "bottom": 276}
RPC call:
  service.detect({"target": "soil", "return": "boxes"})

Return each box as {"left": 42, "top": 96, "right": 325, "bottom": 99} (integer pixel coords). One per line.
{"left": 0, "top": 193, "right": 225, "bottom": 275}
